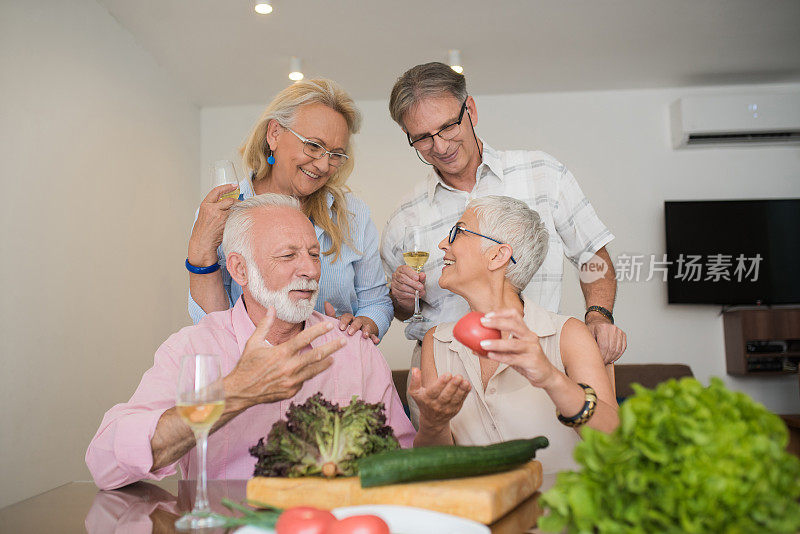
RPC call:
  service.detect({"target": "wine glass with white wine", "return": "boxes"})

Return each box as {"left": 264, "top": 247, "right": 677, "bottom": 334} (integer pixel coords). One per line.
{"left": 174, "top": 354, "right": 226, "bottom": 530}
{"left": 212, "top": 160, "right": 240, "bottom": 200}
{"left": 403, "top": 225, "right": 429, "bottom": 323}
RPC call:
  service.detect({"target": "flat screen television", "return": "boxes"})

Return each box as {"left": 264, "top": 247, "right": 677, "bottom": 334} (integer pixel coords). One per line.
{"left": 664, "top": 199, "right": 800, "bottom": 305}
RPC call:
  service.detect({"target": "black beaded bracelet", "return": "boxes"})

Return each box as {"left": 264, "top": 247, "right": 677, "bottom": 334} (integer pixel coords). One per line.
{"left": 585, "top": 305, "right": 614, "bottom": 324}
{"left": 557, "top": 383, "right": 598, "bottom": 428}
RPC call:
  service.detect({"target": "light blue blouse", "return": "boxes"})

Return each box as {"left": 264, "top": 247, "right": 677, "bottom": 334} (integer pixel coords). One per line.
{"left": 187, "top": 177, "right": 393, "bottom": 339}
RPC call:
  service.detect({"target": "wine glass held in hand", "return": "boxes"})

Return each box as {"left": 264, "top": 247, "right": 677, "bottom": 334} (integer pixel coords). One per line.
{"left": 403, "top": 226, "right": 429, "bottom": 323}
{"left": 174, "top": 354, "right": 226, "bottom": 530}
{"left": 212, "top": 160, "right": 240, "bottom": 200}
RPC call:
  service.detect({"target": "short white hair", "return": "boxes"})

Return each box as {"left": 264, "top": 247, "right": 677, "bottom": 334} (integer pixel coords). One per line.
{"left": 467, "top": 195, "right": 549, "bottom": 291}
{"left": 221, "top": 193, "right": 302, "bottom": 262}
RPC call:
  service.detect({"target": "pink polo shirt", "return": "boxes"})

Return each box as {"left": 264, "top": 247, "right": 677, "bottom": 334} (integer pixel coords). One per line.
{"left": 86, "top": 298, "right": 415, "bottom": 490}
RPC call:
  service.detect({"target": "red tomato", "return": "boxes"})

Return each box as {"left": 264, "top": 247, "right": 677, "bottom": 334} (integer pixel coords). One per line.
{"left": 325, "top": 515, "right": 390, "bottom": 534}
{"left": 276, "top": 506, "right": 337, "bottom": 534}
{"left": 452, "top": 311, "right": 501, "bottom": 357}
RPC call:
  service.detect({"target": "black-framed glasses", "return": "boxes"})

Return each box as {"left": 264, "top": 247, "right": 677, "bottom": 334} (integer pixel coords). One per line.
{"left": 285, "top": 127, "right": 349, "bottom": 167}
{"left": 448, "top": 224, "right": 517, "bottom": 264}
{"left": 407, "top": 99, "right": 468, "bottom": 151}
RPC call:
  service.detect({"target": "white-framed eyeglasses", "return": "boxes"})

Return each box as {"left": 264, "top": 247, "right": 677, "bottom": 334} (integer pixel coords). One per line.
{"left": 285, "top": 127, "right": 349, "bottom": 167}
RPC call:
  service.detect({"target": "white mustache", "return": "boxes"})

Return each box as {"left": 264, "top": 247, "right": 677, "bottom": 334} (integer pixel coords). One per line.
{"left": 287, "top": 279, "right": 319, "bottom": 293}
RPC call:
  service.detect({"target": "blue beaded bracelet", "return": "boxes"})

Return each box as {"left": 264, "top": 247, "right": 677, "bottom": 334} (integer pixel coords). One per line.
{"left": 185, "top": 258, "right": 220, "bottom": 274}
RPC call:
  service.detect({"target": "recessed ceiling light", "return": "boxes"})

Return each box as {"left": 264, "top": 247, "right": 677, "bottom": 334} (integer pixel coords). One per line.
{"left": 289, "top": 57, "right": 304, "bottom": 81}
{"left": 448, "top": 49, "right": 463, "bottom": 74}
{"left": 254, "top": 2, "right": 273, "bottom": 15}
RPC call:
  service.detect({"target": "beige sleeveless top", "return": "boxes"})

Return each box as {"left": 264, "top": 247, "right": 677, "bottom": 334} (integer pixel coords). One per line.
{"left": 432, "top": 297, "right": 581, "bottom": 474}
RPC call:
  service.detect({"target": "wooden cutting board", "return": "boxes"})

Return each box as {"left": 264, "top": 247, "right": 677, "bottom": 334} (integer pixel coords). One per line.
{"left": 247, "top": 460, "right": 542, "bottom": 525}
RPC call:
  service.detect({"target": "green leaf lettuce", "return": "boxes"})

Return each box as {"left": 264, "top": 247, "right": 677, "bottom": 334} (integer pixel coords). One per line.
{"left": 539, "top": 377, "right": 800, "bottom": 533}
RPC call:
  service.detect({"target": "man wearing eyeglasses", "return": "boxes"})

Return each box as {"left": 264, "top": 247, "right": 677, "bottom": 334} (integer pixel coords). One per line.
{"left": 380, "top": 62, "right": 626, "bottom": 426}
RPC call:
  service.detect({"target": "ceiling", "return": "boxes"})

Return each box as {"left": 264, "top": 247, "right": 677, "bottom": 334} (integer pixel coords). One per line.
{"left": 98, "top": 0, "right": 800, "bottom": 107}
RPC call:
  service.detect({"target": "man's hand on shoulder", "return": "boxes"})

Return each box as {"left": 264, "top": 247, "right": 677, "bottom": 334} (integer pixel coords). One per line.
{"left": 585, "top": 313, "right": 627, "bottom": 364}
{"left": 223, "top": 308, "right": 346, "bottom": 410}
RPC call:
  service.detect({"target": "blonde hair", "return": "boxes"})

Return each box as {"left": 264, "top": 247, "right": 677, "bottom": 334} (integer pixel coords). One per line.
{"left": 240, "top": 79, "right": 362, "bottom": 261}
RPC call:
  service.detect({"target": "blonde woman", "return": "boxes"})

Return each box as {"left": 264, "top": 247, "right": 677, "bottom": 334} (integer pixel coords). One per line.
{"left": 187, "top": 79, "right": 391, "bottom": 342}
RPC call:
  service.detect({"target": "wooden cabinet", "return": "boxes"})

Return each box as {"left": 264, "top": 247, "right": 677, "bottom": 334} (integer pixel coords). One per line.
{"left": 722, "top": 308, "right": 800, "bottom": 376}
{"left": 780, "top": 414, "right": 800, "bottom": 458}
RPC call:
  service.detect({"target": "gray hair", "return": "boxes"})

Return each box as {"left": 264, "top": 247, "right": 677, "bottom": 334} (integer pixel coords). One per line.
{"left": 221, "top": 193, "right": 302, "bottom": 261}
{"left": 389, "top": 62, "right": 468, "bottom": 128}
{"left": 467, "top": 196, "right": 549, "bottom": 291}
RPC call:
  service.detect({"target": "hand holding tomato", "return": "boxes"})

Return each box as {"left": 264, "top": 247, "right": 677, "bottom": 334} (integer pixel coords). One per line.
{"left": 477, "top": 309, "right": 559, "bottom": 388}
{"left": 453, "top": 311, "right": 501, "bottom": 356}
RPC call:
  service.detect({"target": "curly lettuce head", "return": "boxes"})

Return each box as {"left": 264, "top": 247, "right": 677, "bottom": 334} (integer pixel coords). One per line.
{"left": 250, "top": 393, "right": 400, "bottom": 478}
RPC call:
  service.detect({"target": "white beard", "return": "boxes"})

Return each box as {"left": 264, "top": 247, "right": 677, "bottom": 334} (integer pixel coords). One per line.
{"left": 246, "top": 263, "right": 319, "bottom": 323}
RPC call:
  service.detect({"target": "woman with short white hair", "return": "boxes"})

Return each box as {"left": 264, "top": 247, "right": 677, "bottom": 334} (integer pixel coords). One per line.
{"left": 409, "top": 195, "right": 619, "bottom": 473}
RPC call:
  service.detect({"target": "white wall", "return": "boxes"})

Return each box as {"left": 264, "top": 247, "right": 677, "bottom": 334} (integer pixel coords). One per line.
{"left": 202, "top": 82, "right": 800, "bottom": 415}
{"left": 0, "top": 1, "right": 200, "bottom": 506}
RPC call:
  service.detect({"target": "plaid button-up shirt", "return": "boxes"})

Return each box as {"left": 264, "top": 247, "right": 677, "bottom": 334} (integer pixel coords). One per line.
{"left": 380, "top": 141, "right": 614, "bottom": 342}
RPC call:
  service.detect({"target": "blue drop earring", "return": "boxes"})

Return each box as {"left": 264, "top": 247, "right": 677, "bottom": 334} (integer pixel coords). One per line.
{"left": 267, "top": 149, "right": 275, "bottom": 165}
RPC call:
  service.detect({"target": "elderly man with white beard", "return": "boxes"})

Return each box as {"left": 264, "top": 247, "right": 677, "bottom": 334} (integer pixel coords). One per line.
{"left": 86, "top": 194, "right": 414, "bottom": 490}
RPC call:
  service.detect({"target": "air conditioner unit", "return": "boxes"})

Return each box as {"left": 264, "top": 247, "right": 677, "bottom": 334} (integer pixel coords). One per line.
{"left": 670, "top": 93, "right": 800, "bottom": 148}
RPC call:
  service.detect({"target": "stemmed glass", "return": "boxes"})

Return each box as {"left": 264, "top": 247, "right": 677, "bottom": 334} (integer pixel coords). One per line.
{"left": 212, "top": 160, "right": 240, "bottom": 199}
{"left": 403, "top": 226, "right": 429, "bottom": 323}
{"left": 174, "top": 354, "right": 226, "bottom": 530}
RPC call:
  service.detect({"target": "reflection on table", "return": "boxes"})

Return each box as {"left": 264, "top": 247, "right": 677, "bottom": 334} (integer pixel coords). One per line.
{"left": 87, "top": 480, "right": 246, "bottom": 534}
{"left": 0, "top": 475, "right": 555, "bottom": 534}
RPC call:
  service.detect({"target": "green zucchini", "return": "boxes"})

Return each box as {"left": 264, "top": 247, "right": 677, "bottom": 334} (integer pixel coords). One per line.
{"left": 357, "top": 437, "right": 549, "bottom": 488}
